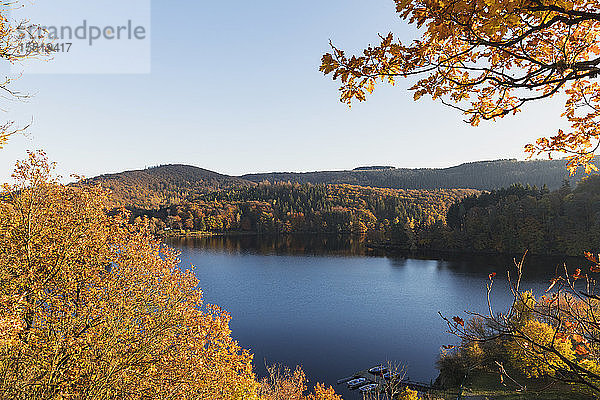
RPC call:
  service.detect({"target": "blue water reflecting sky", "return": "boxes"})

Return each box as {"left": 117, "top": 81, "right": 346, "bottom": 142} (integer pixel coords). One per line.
{"left": 172, "top": 236, "right": 554, "bottom": 399}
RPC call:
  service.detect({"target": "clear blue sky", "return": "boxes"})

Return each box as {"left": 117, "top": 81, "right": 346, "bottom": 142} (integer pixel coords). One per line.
{"left": 0, "top": 0, "right": 567, "bottom": 182}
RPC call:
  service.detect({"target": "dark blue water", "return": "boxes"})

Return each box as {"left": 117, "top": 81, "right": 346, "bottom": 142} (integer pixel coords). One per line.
{"left": 169, "top": 235, "right": 560, "bottom": 398}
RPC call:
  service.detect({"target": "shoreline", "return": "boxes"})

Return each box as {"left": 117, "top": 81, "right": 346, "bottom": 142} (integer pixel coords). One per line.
{"left": 159, "top": 230, "right": 586, "bottom": 260}
{"left": 364, "top": 242, "right": 585, "bottom": 261}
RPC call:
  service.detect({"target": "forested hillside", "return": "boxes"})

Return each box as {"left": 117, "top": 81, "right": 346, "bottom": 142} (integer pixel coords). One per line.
{"left": 130, "top": 183, "right": 479, "bottom": 236}
{"left": 409, "top": 176, "right": 600, "bottom": 256}
{"left": 80, "top": 162, "right": 600, "bottom": 256}
{"left": 242, "top": 159, "right": 598, "bottom": 191}
{"left": 81, "top": 164, "right": 254, "bottom": 208}
{"left": 82, "top": 159, "right": 599, "bottom": 211}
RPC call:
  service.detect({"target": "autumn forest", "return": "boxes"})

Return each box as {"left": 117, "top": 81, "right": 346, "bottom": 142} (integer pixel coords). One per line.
{"left": 81, "top": 162, "right": 600, "bottom": 258}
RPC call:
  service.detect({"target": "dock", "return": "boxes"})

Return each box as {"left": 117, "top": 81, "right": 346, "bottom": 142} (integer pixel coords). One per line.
{"left": 338, "top": 368, "right": 434, "bottom": 394}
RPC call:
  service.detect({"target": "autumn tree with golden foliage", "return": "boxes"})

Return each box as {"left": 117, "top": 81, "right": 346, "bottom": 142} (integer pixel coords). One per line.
{"left": 0, "top": 151, "right": 260, "bottom": 399}
{"left": 321, "top": 0, "right": 600, "bottom": 173}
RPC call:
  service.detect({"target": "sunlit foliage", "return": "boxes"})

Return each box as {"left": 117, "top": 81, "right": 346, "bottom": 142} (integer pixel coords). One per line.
{"left": 0, "top": 152, "right": 260, "bottom": 399}
{"left": 506, "top": 320, "right": 577, "bottom": 379}
{"left": 398, "top": 387, "right": 420, "bottom": 400}
{"left": 258, "top": 365, "right": 342, "bottom": 400}
{"left": 125, "top": 182, "right": 477, "bottom": 239}
{"left": 320, "top": 0, "right": 600, "bottom": 173}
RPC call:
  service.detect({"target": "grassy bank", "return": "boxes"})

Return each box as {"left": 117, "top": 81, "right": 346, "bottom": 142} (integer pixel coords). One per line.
{"left": 439, "top": 371, "right": 595, "bottom": 399}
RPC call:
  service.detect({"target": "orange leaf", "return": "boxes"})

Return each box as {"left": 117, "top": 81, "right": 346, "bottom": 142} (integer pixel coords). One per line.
{"left": 452, "top": 316, "right": 465, "bottom": 327}
{"left": 564, "top": 320, "right": 574, "bottom": 328}
{"left": 585, "top": 252, "right": 598, "bottom": 264}
{"left": 489, "top": 272, "right": 496, "bottom": 280}
{"left": 575, "top": 344, "right": 589, "bottom": 356}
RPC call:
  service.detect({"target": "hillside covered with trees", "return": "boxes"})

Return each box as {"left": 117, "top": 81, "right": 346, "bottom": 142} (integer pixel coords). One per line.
{"left": 242, "top": 159, "right": 597, "bottom": 191}
{"left": 82, "top": 163, "right": 600, "bottom": 257}
{"left": 402, "top": 176, "right": 600, "bottom": 256}
{"left": 129, "top": 183, "right": 479, "bottom": 236}
{"left": 82, "top": 164, "right": 254, "bottom": 208}
{"left": 82, "top": 159, "right": 599, "bottom": 212}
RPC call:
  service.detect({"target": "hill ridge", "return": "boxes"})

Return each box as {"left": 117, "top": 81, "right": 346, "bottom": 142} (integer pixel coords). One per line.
{"left": 83, "top": 164, "right": 253, "bottom": 208}
{"left": 82, "top": 158, "right": 599, "bottom": 209}
{"left": 240, "top": 158, "right": 593, "bottom": 191}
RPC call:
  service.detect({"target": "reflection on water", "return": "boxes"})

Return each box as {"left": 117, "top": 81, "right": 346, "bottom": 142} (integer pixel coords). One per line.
{"left": 172, "top": 234, "right": 378, "bottom": 257}
{"left": 167, "top": 235, "right": 579, "bottom": 399}
{"left": 172, "top": 234, "right": 580, "bottom": 280}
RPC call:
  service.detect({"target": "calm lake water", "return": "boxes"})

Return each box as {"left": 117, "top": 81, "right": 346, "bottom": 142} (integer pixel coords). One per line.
{"left": 168, "top": 235, "right": 565, "bottom": 398}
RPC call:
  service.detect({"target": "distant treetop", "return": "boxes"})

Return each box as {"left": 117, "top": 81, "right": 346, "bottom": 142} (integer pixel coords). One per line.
{"left": 353, "top": 166, "right": 396, "bottom": 171}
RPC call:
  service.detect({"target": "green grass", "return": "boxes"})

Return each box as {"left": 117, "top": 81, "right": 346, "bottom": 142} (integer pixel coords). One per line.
{"left": 437, "top": 372, "right": 596, "bottom": 400}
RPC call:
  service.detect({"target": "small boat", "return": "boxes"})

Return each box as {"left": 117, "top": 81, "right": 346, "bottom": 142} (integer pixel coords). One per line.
{"left": 336, "top": 376, "right": 354, "bottom": 385}
{"left": 383, "top": 371, "right": 402, "bottom": 380}
{"left": 347, "top": 377, "right": 368, "bottom": 389}
{"left": 358, "top": 383, "right": 378, "bottom": 393}
{"left": 368, "top": 365, "right": 388, "bottom": 374}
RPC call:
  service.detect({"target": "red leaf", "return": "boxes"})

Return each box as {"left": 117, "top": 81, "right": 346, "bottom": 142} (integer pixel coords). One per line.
{"left": 452, "top": 316, "right": 465, "bottom": 327}
{"left": 489, "top": 272, "right": 497, "bottom": 280}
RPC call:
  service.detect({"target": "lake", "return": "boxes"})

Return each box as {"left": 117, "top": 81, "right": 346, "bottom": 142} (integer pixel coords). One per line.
{"left": 168, "top": 235, "right": 562, "bottom": 398}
